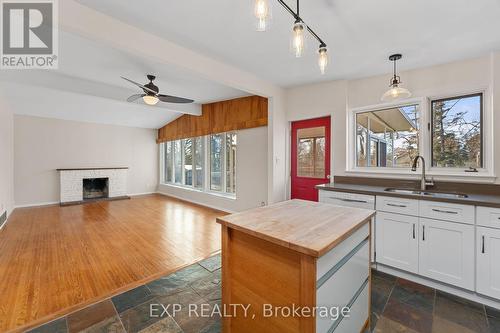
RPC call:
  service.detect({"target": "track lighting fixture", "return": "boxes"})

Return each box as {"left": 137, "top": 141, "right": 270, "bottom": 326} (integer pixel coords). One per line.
{"left": 254, "top": 0, "right": 329, "bottom": 74}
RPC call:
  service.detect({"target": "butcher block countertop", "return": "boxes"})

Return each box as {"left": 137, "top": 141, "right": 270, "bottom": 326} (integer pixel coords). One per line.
{"left": 216, "top": 199, "right": 375, "bottom": 258}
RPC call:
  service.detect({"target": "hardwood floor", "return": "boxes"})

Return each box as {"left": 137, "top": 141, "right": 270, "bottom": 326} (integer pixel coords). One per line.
{"left": 0, "top": 194, "right": 224, "bottom": 333}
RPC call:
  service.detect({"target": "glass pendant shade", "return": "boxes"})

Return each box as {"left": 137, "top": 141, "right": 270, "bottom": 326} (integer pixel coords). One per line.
{"left": 318, "top": 46, "right": 328, "bottom": 74}
{"left": 254, "top": 0, "right": 270, "bottom": 31}
{"left": 143, "top": 95, "right": 159, "bottom": 105}
{"left": 381, "top": 84, "right": 412, "bottom": 102}
{"left": 291, "top": 21, "right": 306, "bottom": 58}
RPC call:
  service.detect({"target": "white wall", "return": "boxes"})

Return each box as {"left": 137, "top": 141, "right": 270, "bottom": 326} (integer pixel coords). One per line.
{"left": 0, "top": 94, "right": 15, "bottom": 218}
{"left": 285, "top": 53, "right": 500, "bottom": 190}
{"left": 14, "top": 115, "right": 158, "bottom": 206}
{"left": 158, "top": 126, "right": 268, "bottom": 212}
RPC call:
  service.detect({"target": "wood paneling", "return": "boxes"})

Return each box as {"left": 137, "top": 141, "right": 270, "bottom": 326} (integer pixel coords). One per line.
{"left": 157, "top": 96, "right": 268, "bottom": 143}
{"left": 0, "top": 194, "right": 225, "bottom": 333}
{"left": 221, "top": 228, "right": 315, "bottom": 333}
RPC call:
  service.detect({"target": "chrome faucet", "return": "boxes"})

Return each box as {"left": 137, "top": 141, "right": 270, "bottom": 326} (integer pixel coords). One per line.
{"left": 411, "top": 156, "right": 434, "bottom": 191}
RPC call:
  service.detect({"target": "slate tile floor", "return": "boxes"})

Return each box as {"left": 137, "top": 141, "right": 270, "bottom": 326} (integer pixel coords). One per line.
{"left": 28, "top": 255, "right": 498, "bottom": 333}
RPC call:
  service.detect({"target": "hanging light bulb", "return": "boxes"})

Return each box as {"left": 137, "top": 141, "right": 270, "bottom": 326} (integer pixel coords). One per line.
{"left": 254, "top": 0, "right": 270, "bottom": 31}
{"left": 318, "top": 44, "right": 328, "bottom": 74}
{"left": 381, "top": 54, "right": 412, "bottom": 102}
{"left": 291, "top": 20, "right": 306, "bottom": 58}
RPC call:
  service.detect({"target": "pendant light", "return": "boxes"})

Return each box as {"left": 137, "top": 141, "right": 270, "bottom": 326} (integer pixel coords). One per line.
{"left": 254, "top": 0, "right": 329, "bottom": 74}
{"left": 254, "top": 0, "right": 270, "bottom": 31}
{"left": 318, "top": 43, "right": 328, "bottom": 74}
{"left": 381, "top": 54, "right": 412, "bottom": 102}
{"left": 291, "top": 19, "right": 306, "bottom": 57}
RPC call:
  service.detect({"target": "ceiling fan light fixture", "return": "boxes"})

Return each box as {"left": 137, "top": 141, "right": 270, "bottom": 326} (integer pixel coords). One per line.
{"left": 143, "top": 95, "right": 159, "bottom": 106}
{"left": 381, "top": 54, "right": 412, "bottom": 102}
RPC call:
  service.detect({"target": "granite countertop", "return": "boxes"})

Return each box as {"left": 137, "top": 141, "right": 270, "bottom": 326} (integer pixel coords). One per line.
{"left": 317, "top": 183, "right": 500, "bottom": 208}
{"left": 216, "top": 199, "right": 375, "bottom": 257}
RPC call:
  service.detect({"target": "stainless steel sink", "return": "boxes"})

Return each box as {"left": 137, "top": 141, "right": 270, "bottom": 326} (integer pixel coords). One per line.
{"left": 384, "top": 188, "right": 468, "bottom": 199}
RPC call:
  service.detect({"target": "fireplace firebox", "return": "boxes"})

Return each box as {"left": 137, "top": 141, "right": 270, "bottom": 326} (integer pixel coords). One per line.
{"left": 83, "top": 178, "right": 109, "bottom": 200}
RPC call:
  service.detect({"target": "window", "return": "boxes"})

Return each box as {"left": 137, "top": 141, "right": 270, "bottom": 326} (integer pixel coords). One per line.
{"left": 164, "top": 142, "right": 172, "bottom": 182}
{"left": 173, "top": 140, "right": 182, "bottom": 184}
{"left": 431, "top": 94, "right": 483, "bottom": 169}
{"left": 297, "top": 127, "right": 326, "bottom": 178}
{"left": 226, "top": 132, "right": 237, "bottom": 193}
{"left": 355, "top": 104, "right": 420, "bottom": 168}
{"left": 184, "top": 138, "right": 193, "bottom": 186}
{"left": 210, "top": 134, "right": 223, "bottom": 191}
{"left": 161, "top": 131, "right": 236, "bottom": 196}
{"left": 194, "top": 137, "right": 204, "bottom": 189}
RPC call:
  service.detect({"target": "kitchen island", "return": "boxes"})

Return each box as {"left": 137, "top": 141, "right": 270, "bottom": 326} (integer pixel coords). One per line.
{"left": 216, "top": 199, "right": 376, "bottom": 333}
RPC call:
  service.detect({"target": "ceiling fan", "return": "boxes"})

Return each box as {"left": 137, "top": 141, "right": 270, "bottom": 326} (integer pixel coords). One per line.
{"left": 121, "top": 75, "right": 194, "bottom": 105}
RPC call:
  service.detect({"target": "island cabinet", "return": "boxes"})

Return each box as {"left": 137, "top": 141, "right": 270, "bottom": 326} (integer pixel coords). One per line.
{"left": 216, "top": 199, "right": 375, "bottom": 333}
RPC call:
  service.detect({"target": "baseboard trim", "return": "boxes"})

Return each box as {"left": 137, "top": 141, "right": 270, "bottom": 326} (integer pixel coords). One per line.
{"left": 375, "top": 264, "right": 500, "bottom": 310}
{"left": 128, "top": 192, "right": 158, "bottom": 197}
{"left": 14, "top": 201, "right": 59, "bottom": 209}
{"left": 156, "top": 191, "right": 234, "bottom": 214}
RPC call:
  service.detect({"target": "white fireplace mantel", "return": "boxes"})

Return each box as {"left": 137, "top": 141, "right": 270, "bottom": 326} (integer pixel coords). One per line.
{"left": 57, "top": 168, "right": 128, "bottom": 204}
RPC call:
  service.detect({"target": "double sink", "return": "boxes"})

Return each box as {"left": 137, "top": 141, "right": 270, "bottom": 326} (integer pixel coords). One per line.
{"left": 385, "top": 188, "right": 468, "bottom": 199}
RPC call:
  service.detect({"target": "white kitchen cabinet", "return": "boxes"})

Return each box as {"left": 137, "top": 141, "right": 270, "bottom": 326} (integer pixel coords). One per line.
{"left": 477, "top": 227, "right": 500, "bottom": 300}
{"left": 376, "top": 212, "right": 419, "bottom": 274}
{"left": 419, "top": 218, "right": 475, "bottom": 290}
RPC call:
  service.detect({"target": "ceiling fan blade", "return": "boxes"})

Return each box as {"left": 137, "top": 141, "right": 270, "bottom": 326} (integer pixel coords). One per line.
{"left": 121, "top": 76, "right": 157, "bottom": 95}
{"left": 127, "top": 94, "right": 145, "bottom": 102}
{"left": 158, "top": 94, "right": 194, "bottom": 104}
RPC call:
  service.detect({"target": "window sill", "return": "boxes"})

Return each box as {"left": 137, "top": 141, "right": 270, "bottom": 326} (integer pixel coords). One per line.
{"left": 159, "top": 183, "right": 237, "bottom": 200}
{"left": 345, "top": 168, "right": 497, "bottom": 184}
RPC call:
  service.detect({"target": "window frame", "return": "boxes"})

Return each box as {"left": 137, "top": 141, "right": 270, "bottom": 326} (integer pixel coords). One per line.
{"left": 347, "top": 89, "right": 494, "bottom": 181}
{"left": 348, "top": 98, "right": 424, "bottom": 174}
{"left": 160, "top": 132, "right": 237, "bottom": 198}
{"left": 430, "top": 92, "right": 484, "bottom": 171}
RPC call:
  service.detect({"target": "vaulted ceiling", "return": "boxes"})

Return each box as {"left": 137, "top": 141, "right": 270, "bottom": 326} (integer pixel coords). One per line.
{"left": 77, "top": 0, "right": 500, "bottom": 86}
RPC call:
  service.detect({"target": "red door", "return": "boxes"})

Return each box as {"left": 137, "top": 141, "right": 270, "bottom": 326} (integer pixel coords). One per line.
{"left": 291, "top": 116, "right": 331, "bottom": 201}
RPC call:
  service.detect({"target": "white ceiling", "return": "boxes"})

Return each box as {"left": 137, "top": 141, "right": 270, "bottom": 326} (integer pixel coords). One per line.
{"left": 77, "top": 0, "right": 500, "bottom": 87}
{"left": 0, "top": 30, "right": 250, "bottom": 128}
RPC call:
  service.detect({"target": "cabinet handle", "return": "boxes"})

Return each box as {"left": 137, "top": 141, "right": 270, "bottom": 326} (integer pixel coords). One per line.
{"left": 482, "top": 236, "right": 485, "bottom": 254}
{"left": 432, "top": 208, "right": 458, "bottom": 215}
{"left": 387, "top": 203, "right": 407, "bottom": 208}
{"left": 332, "top": 198, "right": 368, "bottom": 204}
{"left": 422, "top": 225, "right": 425, "bottom": 241}
{"left": 412, "top": 224, "right": 416, "bottom": 239}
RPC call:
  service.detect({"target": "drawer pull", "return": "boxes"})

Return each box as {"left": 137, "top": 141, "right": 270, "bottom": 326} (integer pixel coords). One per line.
{"left": 432, "top": 208, "right": 458, "bottom": 215}
{"left": 387, "top": 203, "right": 407, "bottom": 208}
{"left": 331, "top": 198, "right": 368, "bottom": 204}
{"left": 482, "top": 235, "right": 485, "bottom": 254}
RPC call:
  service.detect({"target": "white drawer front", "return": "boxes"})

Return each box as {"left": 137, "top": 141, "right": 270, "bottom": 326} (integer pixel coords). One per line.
{"left": 316, "top": 242, "right": 369, "bottom": 333}
{"left": 317, "top": 223, "right": 369, "bottom": 279}
{"left": 322, "top": 280, "right": 369, "bottom": 333}
{"left": 419, "top": 200, "right": 474, "bottom": 224}
{"left": 319, "top": 190, "right": 375, "bottom": 210}
{"left": 376, "top": 195, "right": 419, "bottom": 216}
{"left": 477, "top": 207, "right": 500, "bottom": 229}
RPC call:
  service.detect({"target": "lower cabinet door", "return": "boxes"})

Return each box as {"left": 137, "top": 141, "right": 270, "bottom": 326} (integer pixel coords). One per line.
{"left": 477, "top": 227, "right": 500, "bottom": 300}
{"left": 376, "top": 212, "right": 418, "bottom": 273}
{"left": 419, "top": 218, "right": 474, "bottom": 290}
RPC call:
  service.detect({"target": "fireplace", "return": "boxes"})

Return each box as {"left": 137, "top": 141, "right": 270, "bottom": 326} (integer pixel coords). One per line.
{"left": 83, "top": 178, "right": 109, "bottom": 200}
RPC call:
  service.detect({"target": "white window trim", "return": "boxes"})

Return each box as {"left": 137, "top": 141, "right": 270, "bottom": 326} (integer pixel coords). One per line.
{"left": 159, "top": 132, "right": 237, "bottom": 199}
{"left": 347, "top": 92, "right": 496, "bottom": 183}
